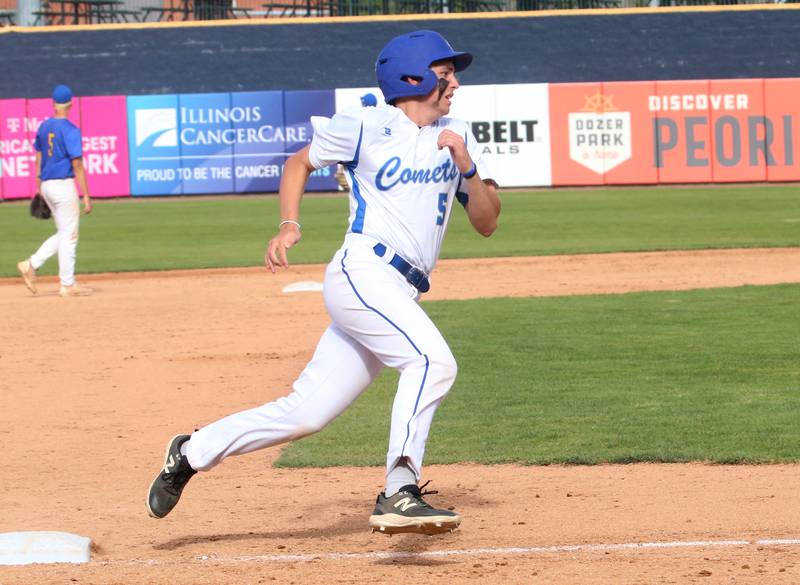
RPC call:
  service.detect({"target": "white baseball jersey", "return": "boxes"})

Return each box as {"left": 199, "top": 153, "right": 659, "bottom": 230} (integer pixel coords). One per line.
{"left": 309, "top": 106, "right": 493, "bottom": 274}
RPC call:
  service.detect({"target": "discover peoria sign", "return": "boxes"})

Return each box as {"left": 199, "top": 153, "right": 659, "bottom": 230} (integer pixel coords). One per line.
{"left": 550, "top": 78, "right": 800, "bottom": 185}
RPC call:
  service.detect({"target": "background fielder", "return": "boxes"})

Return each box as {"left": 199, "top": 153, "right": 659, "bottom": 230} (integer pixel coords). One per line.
{"left": 147, "top": 29, "right": 501, "bottom": 535}
{"left": 17, "top": 84, "right": 93, "bottom": 298}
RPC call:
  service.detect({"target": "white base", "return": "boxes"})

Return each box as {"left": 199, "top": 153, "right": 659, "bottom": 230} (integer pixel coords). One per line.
{"left": 0, "top": 531, "right": 91, "bottom": 565}
{"left": 282, "top": 280, "right": 324, "bottom": 293}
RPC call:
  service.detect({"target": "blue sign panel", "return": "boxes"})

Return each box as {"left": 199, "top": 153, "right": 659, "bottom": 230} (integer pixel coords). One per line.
{"left": 284, "top": 90, "right": 337, "bottom": 192}
{"left": 231, "top": 91, "right": 285, "bottom": 194}
{"left": 128, "top": 94, "right": 182, "bottom": 196}
{"left": 127, "top": 90, "right": 338, "bottom": 196}
{"left": 178, "top": 93, "right": 235, "bottom": 195}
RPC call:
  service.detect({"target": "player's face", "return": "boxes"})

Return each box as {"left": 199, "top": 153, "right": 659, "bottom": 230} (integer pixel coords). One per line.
{"left": 427, "top": 61, "right": 459, "bottom": 116}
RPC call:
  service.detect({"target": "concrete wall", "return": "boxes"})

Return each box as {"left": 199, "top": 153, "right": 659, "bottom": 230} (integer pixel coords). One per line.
{"left": 1, "top": 8, "right": 799, "bottom": 99}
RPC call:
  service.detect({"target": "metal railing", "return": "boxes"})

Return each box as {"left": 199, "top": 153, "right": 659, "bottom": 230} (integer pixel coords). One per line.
{"left": 0, "top": 0, "right": 792, "bottom": 27}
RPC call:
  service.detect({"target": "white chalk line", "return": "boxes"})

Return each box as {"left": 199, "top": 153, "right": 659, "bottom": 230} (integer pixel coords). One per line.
{"left": 107, "top": 538, "right": 800, "bottom": 566}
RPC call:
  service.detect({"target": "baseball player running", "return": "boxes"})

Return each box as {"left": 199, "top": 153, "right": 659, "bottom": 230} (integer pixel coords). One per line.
{"left": 17, "top": 84, "right": 93, "bottom": 297}
{"left": 147, "top": 30, "right": 500, "bottom": 535}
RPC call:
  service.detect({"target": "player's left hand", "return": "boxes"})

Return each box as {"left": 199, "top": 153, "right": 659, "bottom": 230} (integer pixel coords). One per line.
{"left": 82, "top": 197, "right": 92, "bottom": 215}
{"left": 437, "top": 129, "right": 472, "bottom": 175}
{"left": 265, "top": 224, "right": 301, "bottom": 273}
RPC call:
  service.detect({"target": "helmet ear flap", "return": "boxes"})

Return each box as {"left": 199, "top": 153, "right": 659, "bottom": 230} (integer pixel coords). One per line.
{"left": 383, "top": 69, "right": 438, "bottom": 104}
{"left": 416, "top": 68, "right": 439, "bottom": 97}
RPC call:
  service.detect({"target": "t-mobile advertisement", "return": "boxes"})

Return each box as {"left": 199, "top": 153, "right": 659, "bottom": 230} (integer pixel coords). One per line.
{"left": 80, "top": 96, "right": 131, "bottom": 197}
{"left": 0, "top": 99, "right": 32, "bottom": 199}
{"left": 0, "top": 96, "right": 129, "bottom": 200}
{"left": 0, "top": 98, "right": 81, "bottom": 199}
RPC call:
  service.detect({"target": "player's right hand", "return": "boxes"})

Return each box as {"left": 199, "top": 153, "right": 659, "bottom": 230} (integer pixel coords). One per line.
{"left": 265, "top": 225, "right": 301, "bottom": 273}
{"left": 436, "top": 129, "right": 472, "bottom": 175}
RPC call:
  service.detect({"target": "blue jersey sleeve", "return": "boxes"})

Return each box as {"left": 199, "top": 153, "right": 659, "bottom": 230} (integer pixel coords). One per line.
{"left": 34, "top": 128, "right": 44, "bottom": 153}
{"left": 64, "top": 124, "right": 83, "bottom": 160}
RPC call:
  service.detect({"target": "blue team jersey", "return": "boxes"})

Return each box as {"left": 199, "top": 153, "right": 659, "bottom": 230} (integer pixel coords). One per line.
{"left": 34, "top": 118, "right": 83, "bottom": 181}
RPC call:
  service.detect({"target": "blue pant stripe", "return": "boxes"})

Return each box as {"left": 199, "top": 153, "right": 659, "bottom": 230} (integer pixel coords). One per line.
{"left": 340, "top": 249, "right": 428, "bottom": 460}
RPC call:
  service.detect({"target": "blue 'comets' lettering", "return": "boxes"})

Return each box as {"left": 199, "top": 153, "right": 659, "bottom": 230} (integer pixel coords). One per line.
{"left": 375, "top": 156, "right": 458, "bottom": 191}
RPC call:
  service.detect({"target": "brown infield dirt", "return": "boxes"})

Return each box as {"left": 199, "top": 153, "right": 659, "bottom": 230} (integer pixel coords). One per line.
{"left": 1, "top": 247, "right": 800, "bottom": 585}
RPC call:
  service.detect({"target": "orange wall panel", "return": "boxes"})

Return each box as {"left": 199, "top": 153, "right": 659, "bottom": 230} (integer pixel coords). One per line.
{"left": 549, "top": 83, "right": 603, "bottom": 186}
{"left": 764, "top": 78, "right": 800, "bottom": 182}
{"left": 600, "top": 81, "right": 658, "bottom": 185}
{"left": 708, "top": 79, "right": 767, "bottom": 183}
{"left": 652, "top": 80, "right": 713, "bottom": 184}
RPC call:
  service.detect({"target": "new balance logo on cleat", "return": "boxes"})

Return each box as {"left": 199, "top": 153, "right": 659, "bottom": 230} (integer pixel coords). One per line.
{"left": 394, "top": 497, "right": 418, "bottom": 512}
{"left": 164, "top": 454, "right": 176, "bottom": 473}
{"left": 146, "top": 434, "right": 197, "bottom": 519}
{"left": 368, "top": 482, "right": 460, "bottom": 536}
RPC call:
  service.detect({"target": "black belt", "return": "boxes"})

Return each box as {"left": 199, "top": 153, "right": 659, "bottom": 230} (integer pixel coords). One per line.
{"left": 373, "top": 243, "right": 430, "bottom": 293}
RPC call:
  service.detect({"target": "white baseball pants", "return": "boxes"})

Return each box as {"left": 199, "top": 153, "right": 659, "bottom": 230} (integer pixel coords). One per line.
{"left": 29, "top": 179, "right": 80, "bottom": 287}
{"left": 187, "top": 234, "right": 457, "bottom": 480}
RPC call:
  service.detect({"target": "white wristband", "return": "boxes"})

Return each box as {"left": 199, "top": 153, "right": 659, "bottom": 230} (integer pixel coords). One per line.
{"left": 279, "top": 219, "right": 301, "bottom": 230}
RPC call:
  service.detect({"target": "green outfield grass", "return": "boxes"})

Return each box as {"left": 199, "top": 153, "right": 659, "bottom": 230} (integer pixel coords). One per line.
{"left": 1, "top": 184, "right": 799, "bottom": 277}
{"left": 277, "top": 284, "right": 800, "bottom": 467}
{"left": 3, "top": 184, "right": 798, "bottom": 465}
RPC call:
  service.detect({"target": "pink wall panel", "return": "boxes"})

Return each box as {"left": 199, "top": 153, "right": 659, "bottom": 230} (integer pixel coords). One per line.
{"left": 80, "top": 96, "right": 131, "bottom": 198}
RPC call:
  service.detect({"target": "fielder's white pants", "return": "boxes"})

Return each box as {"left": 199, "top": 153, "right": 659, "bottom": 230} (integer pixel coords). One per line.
{"left": 29, "top": 179, "right": 80, "bottom": 287}
{"left": 187, "top": 233, "right": 457, "bottom": 480}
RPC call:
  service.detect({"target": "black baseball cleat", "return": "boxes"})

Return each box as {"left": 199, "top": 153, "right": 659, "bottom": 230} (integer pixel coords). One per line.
{"left": 368, "top": 481, "right": 461, "bottom": 536}
{"left": 147, "top": 434, "right": 197, "bottom": 519}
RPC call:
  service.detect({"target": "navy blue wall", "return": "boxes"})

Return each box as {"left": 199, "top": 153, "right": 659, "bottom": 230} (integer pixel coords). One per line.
{"left": 2, "top": 9, "right": 799, "bottom": 99}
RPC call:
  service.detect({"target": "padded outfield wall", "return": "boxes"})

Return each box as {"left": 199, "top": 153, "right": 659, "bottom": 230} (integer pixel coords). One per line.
{"left": 1, "top": 8, "right": 799, "bottom": 99}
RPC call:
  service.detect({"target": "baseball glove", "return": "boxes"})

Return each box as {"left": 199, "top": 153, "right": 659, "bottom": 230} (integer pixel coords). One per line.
{"left": 29, "top": 193, "right": 52, "bottom": 220}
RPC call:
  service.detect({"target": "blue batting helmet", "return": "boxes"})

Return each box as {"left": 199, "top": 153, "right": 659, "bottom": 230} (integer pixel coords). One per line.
{"left": 376, "top": 30, "right": 472, "bottom": 104}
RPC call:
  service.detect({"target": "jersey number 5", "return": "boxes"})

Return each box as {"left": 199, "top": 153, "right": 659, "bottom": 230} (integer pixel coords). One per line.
{"left": 436, "top": 192, "right": 447, "bottom": 226}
